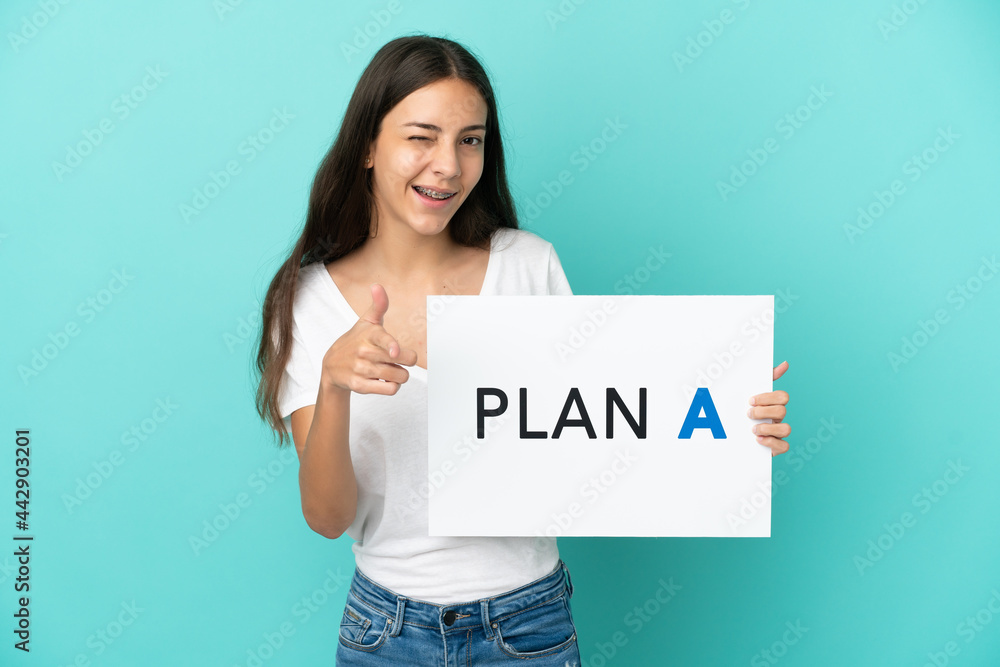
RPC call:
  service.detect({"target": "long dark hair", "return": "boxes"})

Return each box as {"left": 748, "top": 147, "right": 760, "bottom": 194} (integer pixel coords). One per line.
{"left": 255, "top": 34, "right": 519, "bottom": 446}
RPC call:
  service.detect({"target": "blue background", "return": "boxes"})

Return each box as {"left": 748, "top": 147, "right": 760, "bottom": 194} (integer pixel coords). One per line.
{"left": 2, "top": 0, "right": 999, "bottom": 665}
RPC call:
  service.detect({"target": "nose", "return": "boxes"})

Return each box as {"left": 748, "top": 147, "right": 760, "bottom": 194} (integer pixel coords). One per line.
{"left": 430, "top": 141, "right": 461, "bottom": 180}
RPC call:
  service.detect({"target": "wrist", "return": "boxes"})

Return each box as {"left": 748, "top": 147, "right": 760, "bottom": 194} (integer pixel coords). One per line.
{"left": 319, "top": 371, "right": 351, "bottom": 399}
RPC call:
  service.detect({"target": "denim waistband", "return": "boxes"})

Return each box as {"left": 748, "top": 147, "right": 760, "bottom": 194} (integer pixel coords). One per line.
{"left": 346, "top": 559, "right": 574, "bottom": 640}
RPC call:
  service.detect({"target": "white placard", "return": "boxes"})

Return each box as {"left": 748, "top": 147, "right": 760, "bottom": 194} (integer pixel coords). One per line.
{"left": 426, "top": 295, "right": 774, "bottom": 538}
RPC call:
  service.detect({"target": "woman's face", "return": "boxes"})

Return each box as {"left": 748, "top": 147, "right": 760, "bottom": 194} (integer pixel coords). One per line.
{"left": 366, "top": 77, "right": 487, "bottom": 238}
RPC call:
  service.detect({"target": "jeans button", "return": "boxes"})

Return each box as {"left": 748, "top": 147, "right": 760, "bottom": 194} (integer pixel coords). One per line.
{"left": 443, "top": 610, "right": 457, "bottom": 626}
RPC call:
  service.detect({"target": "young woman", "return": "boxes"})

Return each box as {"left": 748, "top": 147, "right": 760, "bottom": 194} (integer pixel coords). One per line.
{"left": 255, "top": 34, "right": 791, "bottom": 665}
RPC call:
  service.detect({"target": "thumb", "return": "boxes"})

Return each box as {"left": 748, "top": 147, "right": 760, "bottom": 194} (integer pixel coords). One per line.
{"left": 362, "top": 283, "right": 389, "bottom": 326}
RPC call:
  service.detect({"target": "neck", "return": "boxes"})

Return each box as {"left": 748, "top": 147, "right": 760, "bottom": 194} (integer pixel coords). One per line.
{"left": 359, "top": 220, "right": 459, "bottom": 284}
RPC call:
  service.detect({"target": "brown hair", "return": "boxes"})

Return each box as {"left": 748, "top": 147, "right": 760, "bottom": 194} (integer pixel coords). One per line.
{"left": 254, "top": 34, "right": 519, "bottom": 446}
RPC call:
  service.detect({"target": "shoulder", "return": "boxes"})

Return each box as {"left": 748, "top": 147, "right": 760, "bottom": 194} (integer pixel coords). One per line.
{"left": 288, "top": 261, "right": 346, "bottom": 330}
{"left": 291, "top": 262, "right": 328, "bottom": 308}
{"left": 297, "top": 260, "right": 329, "bottom": 286}
{"left": 489, "top": 227, "right": 568, "bottom": 295}
{"left": 491, "top": 227, "right": 557, "bottom": 261}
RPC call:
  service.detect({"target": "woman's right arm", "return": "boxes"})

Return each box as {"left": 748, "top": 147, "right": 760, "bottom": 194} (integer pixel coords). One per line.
{"left": 290, "top": 386, "right": 355, "bottom": 539}
{"left": 289, "top": 283, "right": 416, "bottom": 539}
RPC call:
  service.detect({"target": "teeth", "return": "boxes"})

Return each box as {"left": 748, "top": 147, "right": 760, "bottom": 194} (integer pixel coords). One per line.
{"left": 415, "top": 186, "right": 454, "bottom": 200}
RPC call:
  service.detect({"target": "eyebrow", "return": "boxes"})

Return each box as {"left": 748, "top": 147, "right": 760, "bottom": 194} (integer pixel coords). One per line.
{"left": 401, "top": 122, "right": 487, "bottom": 133}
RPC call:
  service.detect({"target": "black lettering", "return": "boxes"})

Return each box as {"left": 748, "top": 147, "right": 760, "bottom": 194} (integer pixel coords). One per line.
{"left": 552, "top": 387, "right": 596, "bottom": 439}
{"left": 477, "top": 388, "right": 507, "bottom": 438}
{"left": 606, "top": 388, "right": 646, "bottom": 438}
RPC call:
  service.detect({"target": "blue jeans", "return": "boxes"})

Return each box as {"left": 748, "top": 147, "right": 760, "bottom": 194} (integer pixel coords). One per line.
{"left": 335, "top": 559, "right": 581, "bottom": 666}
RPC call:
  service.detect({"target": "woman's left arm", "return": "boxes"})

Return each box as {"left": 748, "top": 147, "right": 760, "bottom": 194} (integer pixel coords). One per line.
{"left": 748, "top": 360, "right": 791, "bottom": 457}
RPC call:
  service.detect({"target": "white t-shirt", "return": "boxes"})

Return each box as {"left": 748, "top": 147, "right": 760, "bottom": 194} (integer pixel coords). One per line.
{"left": 277, "top": 227, "right": 573, "bottom": 604}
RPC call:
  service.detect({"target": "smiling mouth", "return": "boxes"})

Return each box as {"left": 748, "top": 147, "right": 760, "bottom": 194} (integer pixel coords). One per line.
{"left": 413, "top": 185, "right": 456, "bottom": 200}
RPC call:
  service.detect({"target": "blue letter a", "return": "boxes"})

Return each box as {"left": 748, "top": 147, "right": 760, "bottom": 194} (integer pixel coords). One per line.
{"left": 677, "top": 387, "right": 727, "bottom": 439}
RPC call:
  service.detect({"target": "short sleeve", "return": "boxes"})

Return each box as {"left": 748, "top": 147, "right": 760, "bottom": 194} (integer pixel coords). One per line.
{"left": 546, "top": 244, "right": 574, "bottom": 296}
{"left": 275, "top": 311, "right": 322, "bottom": 423}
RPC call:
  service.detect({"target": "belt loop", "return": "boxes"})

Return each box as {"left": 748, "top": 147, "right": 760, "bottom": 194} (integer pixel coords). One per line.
{"left": 390, "top": 597, "right": 407, "bottom": 637}
{"left": 480, "top": 599, "right": 493, "bottom": 640}
{"left": 560, "top": 560, "right": 574, "bottom": 599}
